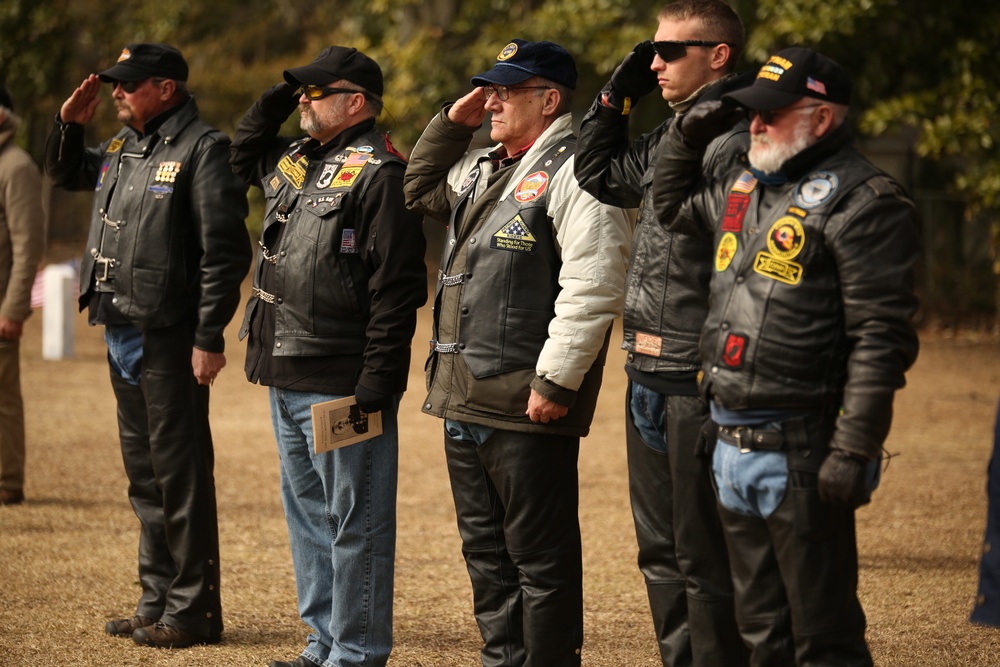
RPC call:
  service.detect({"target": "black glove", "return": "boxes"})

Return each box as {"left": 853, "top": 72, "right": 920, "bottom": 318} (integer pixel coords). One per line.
{"left": 818, "top": 450, "right": 871, "bottom": 509}
{"left": 354, "top": 383, "right": 394, "bottom": 413}
{"left": 608, "top": 41, "right": 659, "bottom": 107}
{"left": 675, "top": 100, "right": 745, "bottom": 149}
{"left": 256, "top": 82, "right": 300, "bottom": 120}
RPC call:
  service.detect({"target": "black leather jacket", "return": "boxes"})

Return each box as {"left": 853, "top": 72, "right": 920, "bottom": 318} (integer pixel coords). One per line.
{"left": 45, "top": 97, "right": 251, "bottom": 352}
{"left": 576, "top": 74, "right": 751, "bottom": 392}
{"left": 654, "top": 119, "right": 921, "bottom": 460}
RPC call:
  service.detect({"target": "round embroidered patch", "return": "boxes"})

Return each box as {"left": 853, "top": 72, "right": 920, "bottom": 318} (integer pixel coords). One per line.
{"left": 498, "top": 43, "right": 518, "bottom": 61}
{"left": 795, "top": 172, "right": 839, "bottom": 209}
{"left": 514, "top": 171, "right": 549, "bottom": 202}
{"left": 766, "top": 217, "right": 805, "bottom": 260}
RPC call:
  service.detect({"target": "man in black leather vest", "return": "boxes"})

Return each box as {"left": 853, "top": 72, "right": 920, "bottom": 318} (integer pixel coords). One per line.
{"left": 653, "top": 47, "right": 921, "bottom": 666}
{"left": 404, "top": 40, "right": 630, "bottom": 667}
{"left": 575, "top": 3, "right": 750, "bottom": 664}
{"left": 46, "top": 43, "right": 251, "bottom": 648}
{"left": 230, "top": 46, "right": 426, "bottom": 667}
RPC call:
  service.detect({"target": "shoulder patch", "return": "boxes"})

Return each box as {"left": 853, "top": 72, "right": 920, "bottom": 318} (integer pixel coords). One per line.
{"left": 514, "top": 171, "right": 549, "bottom": 202}
{"left": 795, "top": 172, "right": 839, "bottom": 209}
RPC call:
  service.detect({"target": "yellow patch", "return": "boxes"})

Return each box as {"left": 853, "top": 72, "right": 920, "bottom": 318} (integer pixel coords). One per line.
{"left": 766, "top": 217, "right": 806, "bottom": 260}
{"left": 106, "top": 138, "right": 124, "bottom": 154}
{"left": 328, "top": 165, "right": 363, "bottom": 189}
{"left": 753, "top": 251, "right": 803, "bottom": 285}
{"left": 277, "top": 154, "right": 309, "bottom": 189}
{"left": 491, "top": 214, "right": 537, "bottom": 253}
{"left": 497, "top": 43, "right": 518, "bottom": 61}
{"left": 715, "top": 233, "right": 738, "bottom": 272}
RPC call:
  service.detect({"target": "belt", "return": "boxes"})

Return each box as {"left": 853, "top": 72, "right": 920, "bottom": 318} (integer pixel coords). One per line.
{"left": 252, "top": 287, "right": 276, "bottom": 304}
{"left": 716, "top": 424, "right": 785, "bottom": 453}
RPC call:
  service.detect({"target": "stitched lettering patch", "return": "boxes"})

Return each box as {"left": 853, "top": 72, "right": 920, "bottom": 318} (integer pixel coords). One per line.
{"left": 634, "top": 332, "right": 662, "bottom": 357}
{"left": 277, "top": 154, "right": 309, "bottom": 189}
{"left": 766, "top": 217, "right": 805, "bottom": 260}
{"left": 753, "top": 251, "right": 803, "bottom": 285}
{"left": 491, "top": 215, "right": 537, "bottom": 253}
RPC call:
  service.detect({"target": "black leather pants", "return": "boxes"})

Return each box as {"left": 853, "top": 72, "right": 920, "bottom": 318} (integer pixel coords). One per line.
{"left": 109, "top": 322, "right": 223, "bottom": 639}
{"left": 717, "top": 416, "right": 872, "bottom": 667}
{"left": 445, "top": 429, "right": 583, "bottom": 667}
{"left": 626, "top": 384, "right": 747, "bottom": 667}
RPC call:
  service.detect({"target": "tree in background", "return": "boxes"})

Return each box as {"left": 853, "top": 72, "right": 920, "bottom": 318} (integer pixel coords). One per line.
{"left": 2, "top": 0, "right": 996, "bottom": 325}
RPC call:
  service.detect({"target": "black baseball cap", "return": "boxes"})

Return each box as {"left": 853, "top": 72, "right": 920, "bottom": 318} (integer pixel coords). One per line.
{"left": 723, "top": 47, "right": 851, "bottom": 111}
{"left": 283, "top": 46, "right": 384, "bottom": 97}
{"left": 98, "top": 43, "right": 189, "bottom": 83}
{"left": 471, "top": 39, "right": 578, "bottom": 91}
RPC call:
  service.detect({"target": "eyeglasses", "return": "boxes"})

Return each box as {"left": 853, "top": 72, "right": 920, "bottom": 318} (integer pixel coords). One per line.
{"left": 482, "top": 84, "right": 551, "bottom": 101}
{"left": 111, "top": 78, "right": 165, "bottom": 94}
{"left": 748, "top": 104, "right": 824, "bottom": 126}
{"left": 299, "top": 85, "right": 364, "bottom": 100}
{"left": 652, "top": 40, "right": 729, "bottom": 63}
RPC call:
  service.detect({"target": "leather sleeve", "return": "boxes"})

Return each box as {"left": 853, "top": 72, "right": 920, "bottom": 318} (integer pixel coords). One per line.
{"left": 575, "top": 92, "right": 665, "bottom": 209}
{"left": 229, "top": 94, "right": 298, "bottom": 190}
{"left": 44, "top": 118, "right": 105, "bottom": 191}
{"left": 827, "top": 177, "right": 921, "bottom": 459}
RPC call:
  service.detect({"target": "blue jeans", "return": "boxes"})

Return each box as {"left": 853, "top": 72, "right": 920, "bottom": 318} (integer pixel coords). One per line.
{"left": 105, "top": 323, "right": 143, "bottom": 385}
{"left": 629, "top": 382, "right": 668, "bottom": 453}
{"left": 269, "top": 387, "right": 399, "bottom": 667}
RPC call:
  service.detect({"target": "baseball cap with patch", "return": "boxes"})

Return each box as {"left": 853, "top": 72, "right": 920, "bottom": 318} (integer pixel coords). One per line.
{"left": 470, "top": 39, "right": 578, "bottom": 90}
{"left": 98, "top": 44, "right": 189, "bottom": 83}
{"left": 283, "top": 46, "right": 384, "bottom": 97}
{"left": 723, "top": 46, "right": 851, "bottom": 111}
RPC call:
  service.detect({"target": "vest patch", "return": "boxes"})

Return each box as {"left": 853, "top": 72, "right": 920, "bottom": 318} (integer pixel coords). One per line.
{"left": 148, "top": 184, "right": 173, "bottom": 198}
{"left": 106, "top": 138, "right": 124, "bottom": 154}
{"left": 716, "top": 233, "right": 738, "bottom": 272}
{"left": 460, "top": 167, "right": 481, "bottom": 194}
{"left": 722, "top": 333, "right": 748, "bottom": 369}
{"left": 328, "top": 165, "right": 363, "bottom": 189}
{"left": 766, "top": 217, "right": 805, "bottom": 260}
{"left": 340, "top": 228, "right": 358, "bottom": 254}
{"left": 732, "top": 171, "right": 758, "bottom": 194}
{"left": 278, "top": 154, "right": 309, "bottom": 189}
{"left": 753, "top": 251, "right": 803, "bottom": 285}
{"left": 723, "top": 192, "right": 750, "bottom": 232}
{"left": 97, "top": 160, "right": 111, "bottom": 191}
{"left": 514, "top": 171, "right": 549, "bottom": 202}
{"left": 634, "top": 332, "right": 663, "bottom": 357}
{"left": 316, "top": 163, "right": 338, "bottom": 189}
{"left": 795, "top": 172, "right": 839, "bottom": 209}
{"left": 155, "top": 161, "right": 181, "bottom": 183}
{"left": 491, "top": 215, "right": 537, "bottom": 254}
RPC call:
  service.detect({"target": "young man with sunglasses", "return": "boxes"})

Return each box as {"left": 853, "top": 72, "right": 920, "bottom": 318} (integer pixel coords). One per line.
{"left": 653, "top": 47, "right": 921, "bottom": 666}
{"left": 229, "top": 46, "right": 426, "bottom": 667}
{"left": 404, "top": 39, "right": 630, "bottom": 667}
{"left": 46, "top": 43, "right": 252, "bottom": 648}
{"left": 574, "top": 2, "right": 750, "bottom": 665}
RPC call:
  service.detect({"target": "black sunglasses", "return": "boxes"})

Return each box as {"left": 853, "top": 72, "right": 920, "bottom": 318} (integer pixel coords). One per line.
{"left": 652, "top": 40, "right": 729, "bottom": 63}
{"left": 299, "top": 85, "right": 364, "bottom": 100}
{"left": 111, "top": 78, "right": 165, "bottom": 94}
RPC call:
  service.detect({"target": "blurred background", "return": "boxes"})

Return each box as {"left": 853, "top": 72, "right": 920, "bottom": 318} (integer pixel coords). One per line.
{"left": 3, "top": 0, "right": 998, "bottom": 329}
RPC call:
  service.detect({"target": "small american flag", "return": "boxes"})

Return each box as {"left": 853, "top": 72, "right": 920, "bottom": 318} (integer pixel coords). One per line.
{"left": 806, "top": 77, "right": 827, "bottom": 96}
{"left": 30, "top": 260, "right": 80, "bottom": 308}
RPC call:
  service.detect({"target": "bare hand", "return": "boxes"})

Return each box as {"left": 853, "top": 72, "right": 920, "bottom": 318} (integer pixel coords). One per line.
{"left": 0, "top": 317, "right": 24, "bottom": 340}
{"left": 60, "top": 74, "right": 103, "bottom": 125}
{"left": 526, "top": 388, "right": 569, "bottom": 423}
{"left": 192, "top": 348, "right": 226, "bottom": 386}
{"left": 447, "top": 88, "right": 488, "bottom": 128}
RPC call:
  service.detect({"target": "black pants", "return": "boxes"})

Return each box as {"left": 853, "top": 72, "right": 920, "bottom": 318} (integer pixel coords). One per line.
{"left": 109, "top": 321, "right": 223, "bottom": 639}
{"left": 445, "top": 429, "right": 582, "bottom": 667}
{"left": 626, "top": 383, "right": 746, "bottom": 667}
{"left": 716, "top": 417, "right": 872, "bottom": 667}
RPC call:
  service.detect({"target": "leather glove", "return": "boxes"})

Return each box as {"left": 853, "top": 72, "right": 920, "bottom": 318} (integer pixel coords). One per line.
{"left": 818, "top": 449, "right": 871, "bottom": 509}
{"left": 354, "top": 383, "right": 394, "bottom": 413}
{"left": 607, "top": 41, "right": 659, "bottom": 108}
{"left": 675, "top": 100, "right": 745, "bottom": 149}
{"left": 257, "top": 82, "right": 300, "bottom": 120}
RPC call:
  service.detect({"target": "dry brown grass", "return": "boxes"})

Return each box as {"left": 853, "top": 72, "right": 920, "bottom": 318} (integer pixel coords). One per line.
{"left": 2, "top": 279, "right": 999, "bottom": 666}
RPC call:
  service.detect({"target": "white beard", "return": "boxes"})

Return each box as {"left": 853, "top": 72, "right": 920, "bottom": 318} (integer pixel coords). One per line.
{"left": 748, "top": 114, "right": 817, "bottom": 174}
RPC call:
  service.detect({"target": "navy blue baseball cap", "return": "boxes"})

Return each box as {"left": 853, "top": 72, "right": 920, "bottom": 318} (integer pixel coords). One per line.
{"left": 99, "top": 44, "right": 189, "bottom": 82}
{"left": 471, "top": 39, "right": 578, "bottom": 90}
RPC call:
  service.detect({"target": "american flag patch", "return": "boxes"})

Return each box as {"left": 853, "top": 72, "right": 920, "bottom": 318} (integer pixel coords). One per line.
{"left": 732, "top": 171, "right": 758, "bottom": 194}
{"left": 806, "top": 77, "right": 827, "bottom": 96}
{"left": 340, "top": 228, "right": 358, "bottom": 254}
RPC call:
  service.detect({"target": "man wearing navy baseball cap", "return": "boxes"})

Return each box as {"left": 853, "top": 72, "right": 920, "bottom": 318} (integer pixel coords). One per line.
{"left": 651, "top": 46, "right": 921, "bottom": 666}
{"left": 405, "top": 39, "right": 630, "bottom": 667}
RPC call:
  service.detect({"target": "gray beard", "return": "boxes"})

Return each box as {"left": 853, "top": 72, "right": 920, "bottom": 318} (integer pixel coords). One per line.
{"left": 748, "top": 118, "right": 816, "bottom": 174}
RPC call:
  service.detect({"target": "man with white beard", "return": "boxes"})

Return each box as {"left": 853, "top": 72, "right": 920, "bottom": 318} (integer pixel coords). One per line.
{"left": 652, "top": 47, "right": 921, "bottom": 666}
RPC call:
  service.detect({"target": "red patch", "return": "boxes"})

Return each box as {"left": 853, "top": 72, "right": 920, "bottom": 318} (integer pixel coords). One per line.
{"left": 722, "top": 192, "right": 750, "bottom": 232}
{"left": 722, "top": 333, "right": 748, "bottom": 369}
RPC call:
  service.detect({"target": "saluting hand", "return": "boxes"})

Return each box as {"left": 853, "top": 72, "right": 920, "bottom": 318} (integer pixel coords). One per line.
{"left": 60, "top": 74, "right": 102, "bottom": 125}
{"left": 448, "top": 88, "right": 488, "bottom": 128}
